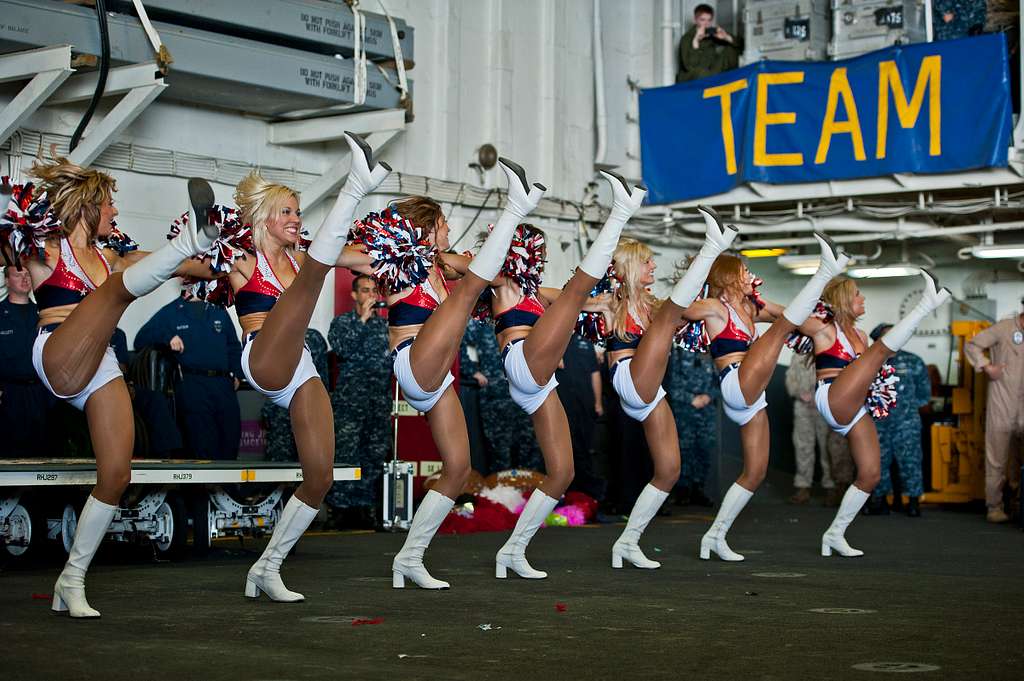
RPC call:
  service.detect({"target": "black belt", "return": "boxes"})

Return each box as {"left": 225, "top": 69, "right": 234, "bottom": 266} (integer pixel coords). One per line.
{"left": 718, "top": 362, "right": 740, "bottom": 380}
{"left": 390, "top": 337, "right": 414, "bottom": 362}
{"left": 181, "top": 367, "right": 232, "bottom": 379}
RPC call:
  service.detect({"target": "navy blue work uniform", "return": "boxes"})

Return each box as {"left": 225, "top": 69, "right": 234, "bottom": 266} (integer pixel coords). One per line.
{"left": 0, "top": 298, "right": 53, "bottom": 457}
{"left": 135, "top": 299, "right": 242, "bottom": 460}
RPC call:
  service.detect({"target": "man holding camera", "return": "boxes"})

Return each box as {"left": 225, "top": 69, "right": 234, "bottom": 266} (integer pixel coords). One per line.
{"left": 677, "top": 3, "right": 743, "bottom": 83}
{"left": 326, "top": 274, "right": 392, "bottom": 527}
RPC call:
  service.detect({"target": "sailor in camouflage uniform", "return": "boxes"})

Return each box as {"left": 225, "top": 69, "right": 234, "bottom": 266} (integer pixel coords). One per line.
{"left": 665, "top": 346, "right": 718, "bottom": 506}
{"left": 868, "top": 323, "right": 932, "bottom": 517}
{"left": 325, "top": 274, "right": 392, "bottom": 518}
{"left": 261, "top": 328, "right": 330, "bottom": 462}
{"left": 460, "top": 318, "right": 542, "bottom": 472}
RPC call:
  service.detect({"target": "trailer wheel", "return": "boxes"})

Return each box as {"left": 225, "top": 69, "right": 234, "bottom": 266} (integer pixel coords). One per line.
{"left": 153, "top": 495, "right": 189, "bottom": 560}
{"left": 60, "top": 504, "right": 77, "bottom": 555}
{"left": 3, "top": 504, "right": 37, "bottom": 558}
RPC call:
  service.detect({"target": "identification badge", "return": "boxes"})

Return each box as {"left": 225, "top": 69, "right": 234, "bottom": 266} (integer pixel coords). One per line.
{"left": 1013, "top": 330, "right": 1023, "bottom": 345}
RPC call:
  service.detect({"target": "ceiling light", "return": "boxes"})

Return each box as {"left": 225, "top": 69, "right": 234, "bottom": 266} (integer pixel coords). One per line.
{"left": 968, "top": 244, "right": 1024, "bottom": 259}
{"left": 790, "top": 266, "right": 819, "bottom": 276}
{"left": 846, "top": 265, "right": 920, "bottom": 278}
{"left": 777, "top": 254, "right": 821, "bottom": 270}
{"left": 740, "top": 248, "right": 788, "bottom": 258}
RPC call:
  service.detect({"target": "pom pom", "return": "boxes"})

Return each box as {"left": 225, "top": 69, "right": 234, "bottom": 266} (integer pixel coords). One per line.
{"left": 575, "top": 262, "right": 618, "bottom": 344}
{"left": 866, "top": 360, "right": 900, "bottom": 419}
{"left": 350, "top": 207, "right": 436, "bottom": 295}
{"left": 171, "top": 205, "right": 252, "bottom": 306}
{"left": 97, "top": 223, "right": 139, "bottom": 257}
{"left": 553, "top": 504, "right": 586, "bottom": 527}
{"left": 747, "top": 276, "right": 766, "bottom": 312}
{"left": 500, "top": 224, "right": 545, "bottom": 297}
{"left": 0, "top": 180, "right": 60, "bottom": 262}
{"left": 785, "top": 300, "right": 834, "bottom": 354}
{"left": 674, "top": 282, "right": 710, "bottom": 352}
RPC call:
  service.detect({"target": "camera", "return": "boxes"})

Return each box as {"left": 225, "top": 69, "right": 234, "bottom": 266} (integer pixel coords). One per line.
{"left": 703, "top": 26, "right": 719, "bottom": 39}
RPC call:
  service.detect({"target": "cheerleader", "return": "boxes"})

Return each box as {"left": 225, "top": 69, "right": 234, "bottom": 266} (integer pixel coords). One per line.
{"left": 488, "top": 171, "right": 645, "bottom": 579}
{"left": 191, "top": 133, "right": 390, "bottom": 602}
{"left": 599, "top": 207, "right": 737, "bottom": 569}
{"left": 1, "top": 158, "right": 219, "bottom": 617}
{"left": 799, "top": 272, "right": 949, "bottom": 556}
{"left": 685, "top": 235, "right": 848, "bottom": 562}
{"left": 346, "top": 159, "right": 545, "bottom": 589}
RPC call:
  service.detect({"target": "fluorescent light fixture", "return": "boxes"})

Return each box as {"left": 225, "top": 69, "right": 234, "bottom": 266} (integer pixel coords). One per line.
{"left": 847, "top": 265, "right": 920, "bottom": 279}
{"left": 777, "top": 254, "right": 821, "bottom": 270}
{"left": 791, "top": 266, "right": 819, "bottom": 276}
{"left": 968, "top": 244, "right": 1024, "bottom": 259}
{"left": 740, "top": 248, "right": 787, "bottom": 258}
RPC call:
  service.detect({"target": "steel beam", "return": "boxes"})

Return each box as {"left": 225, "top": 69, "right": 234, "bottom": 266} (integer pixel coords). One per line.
{"left": 268, "top": 108, "right": 405, "bottom": 145}
{"left": 0, "top": 46, "right": 74, "bottom": 146}
{"left": 67, "top": 82, "right": 166, "bottom": 166}
{"left": 106, "top": 0, "right": 414, "bottom": 62}
{"left": 0, "top": 0, "right": 408, "bottom": 118}
{"left": 49, "top": 61, "right": 163, "bottom": 104}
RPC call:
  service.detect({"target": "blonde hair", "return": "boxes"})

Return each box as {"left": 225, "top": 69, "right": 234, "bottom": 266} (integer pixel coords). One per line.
{"left": 30, "top": 157, "right": 116, "bottom": 238}
{"left": 706, "top": 254, "right": 749, "bottom": 302}
{"left": 822, "top": 277, "right": 859, "bottom": 327}
{"left": 233, "top": 172, "right": 299, "bottom": 251}
{"left": 611, "top": 239, "right": 660, "bottom": 340}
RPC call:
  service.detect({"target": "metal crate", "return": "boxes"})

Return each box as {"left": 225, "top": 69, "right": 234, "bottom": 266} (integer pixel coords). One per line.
{"left": 743, "top": 0, "right": 831, "bottom": 64}
{"left": 829, "top": 0, "right": 928, "bottom": 61}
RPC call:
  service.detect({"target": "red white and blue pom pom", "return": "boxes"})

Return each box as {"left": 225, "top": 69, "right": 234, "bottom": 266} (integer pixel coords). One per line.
{"left": 97, "top": 223, "right": 139, "bottom": 257}
{"left": 350, "top": 206, "right": 435, "bottom": 295}
{"left": 866, "top": 361, "right": 900, "bottom": 419}
{"left": 501, "top": 224, "right": 545, "bottom": 297}
{"left": 169, "top": 205, "right": 252, "bottom": 306}
{"left": 785, "top": 300, "right": 834, "bottom": 354}
{"left": 674, "top": 283, "right": 711, "bottom": 352}
{"left": 575, "top": 262, "right": 617, "bottom": 344}
{"left": 747, "top": 276, "right": 766, "bottom": 312}
{"left": 0, "top": 180, "right": 60, "bottom": 263}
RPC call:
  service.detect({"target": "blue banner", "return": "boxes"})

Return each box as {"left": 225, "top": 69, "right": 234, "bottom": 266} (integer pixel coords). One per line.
{"left": 639, "top": 34, "right": 1013, "bottom": 204}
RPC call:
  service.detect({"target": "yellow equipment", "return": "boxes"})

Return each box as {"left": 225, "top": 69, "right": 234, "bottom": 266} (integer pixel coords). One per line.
{"left": 927, "top": 320, "right": 989, "bottom": 502}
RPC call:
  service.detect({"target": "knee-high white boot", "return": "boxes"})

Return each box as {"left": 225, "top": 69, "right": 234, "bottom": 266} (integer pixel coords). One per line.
{"left": 392, "top": 489, "right": 455, "bottom": 589}
{"left": 699, "top": 483, "right": 753, "bottom": 561}
{"left": 305, "top": 132, "right": 391, "bottom": 266}
{"left": 52, "top": 495, "right": 116, "bottom": 618}
{"left": 468, "top": 158, "right": 546, "bottom": 282}
{"left": 495, "top": 488, "right": 559, "bottom": 579}
{"left": 578, "top": 170, "right": 646, "bottom": 279}
{"left": 880, "top": 270, "right": 951, "bottom": 352}
{"left": 821, "top": 485, "right": 870, "bottom": 557}
{"left": 121, "top": 178, "right": 220, "bottom": 298}
{"left": 245, "top": 495, "right": 319, "bottom": 602}
{"left": 669, "top": 206, "right": 739, "bottom": 308}
{"left": 782, "top": 233, "right": 851, "bottom": 325}
{"left": 612, "top": 483, "right": 669, "bottom": 569}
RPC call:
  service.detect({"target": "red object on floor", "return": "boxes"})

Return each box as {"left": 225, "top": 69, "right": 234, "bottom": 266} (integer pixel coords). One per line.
{"left": 438, "top": 497, "right": 518, "bottom": 535}
{"left": 555, "top": 603, "right": 568, "bottom": 613}
{"left": 563, "top": 491, "right": 598, "bottom": 522}
{"left": 31, "top": 593, "right": 51, "bottom": 600}
{"left": 352, "top": 617, "right": 384, "bottom": 626}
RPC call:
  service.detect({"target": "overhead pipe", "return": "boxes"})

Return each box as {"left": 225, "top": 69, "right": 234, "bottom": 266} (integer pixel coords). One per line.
{"left": 661, "top": 0, "right": 676, "bottom": 86}
{"left": 736, "top": 220, "right": 1024, "bottom": 248}
{"left": 592, "top": 0, "right": 608, "bottom": 166}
